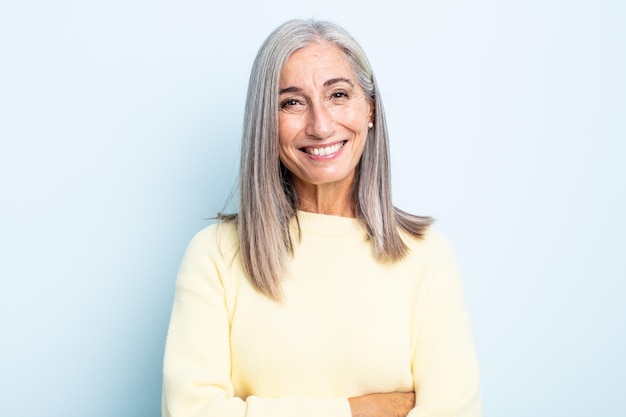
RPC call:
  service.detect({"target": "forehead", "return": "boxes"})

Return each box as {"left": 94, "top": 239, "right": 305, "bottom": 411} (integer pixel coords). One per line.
{"left": 280, "top": 41, "right": 354, "bottom": 82}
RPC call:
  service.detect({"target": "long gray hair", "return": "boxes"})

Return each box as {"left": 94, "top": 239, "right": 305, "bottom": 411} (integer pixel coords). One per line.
{"left": 220, "top": 19, "right": 432, "bottom": 299}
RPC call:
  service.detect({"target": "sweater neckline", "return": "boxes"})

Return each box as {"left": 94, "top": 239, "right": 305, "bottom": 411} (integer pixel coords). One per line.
{"left": 293, "top": 210, "right": 368, "bottom": 237}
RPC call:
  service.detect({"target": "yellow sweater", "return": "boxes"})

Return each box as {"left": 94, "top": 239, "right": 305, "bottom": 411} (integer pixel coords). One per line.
{"left": 162, "top": 211, "right": 481, "bottom": 417}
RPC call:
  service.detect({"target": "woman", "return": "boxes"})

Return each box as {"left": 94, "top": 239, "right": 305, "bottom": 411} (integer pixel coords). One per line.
{"left": 162, "top": 19, "right": 481, "bottom": 417}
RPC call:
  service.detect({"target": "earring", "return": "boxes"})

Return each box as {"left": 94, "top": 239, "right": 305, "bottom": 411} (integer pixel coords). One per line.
{"left": 368, "top": 122, "right": 374, "bottom": 129}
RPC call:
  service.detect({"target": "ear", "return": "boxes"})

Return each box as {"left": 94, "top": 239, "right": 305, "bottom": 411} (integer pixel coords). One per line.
{"left": 367, "top": 101, "right": 375, "bottom": 125}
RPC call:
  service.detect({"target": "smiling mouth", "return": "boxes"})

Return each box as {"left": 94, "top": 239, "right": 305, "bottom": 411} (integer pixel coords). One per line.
{"left": 300, "top": 141, "right": 346, "bottom": 157}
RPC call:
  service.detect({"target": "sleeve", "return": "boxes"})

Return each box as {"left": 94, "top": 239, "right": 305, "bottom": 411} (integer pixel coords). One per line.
{"left": 408, "top": 233, "right": 482, "bottom": 417}
{"left": 161, "top": 229, "right": 352, "bottom": 417}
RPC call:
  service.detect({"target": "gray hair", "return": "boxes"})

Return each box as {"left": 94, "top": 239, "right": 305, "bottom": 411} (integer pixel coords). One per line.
{"left": 220, "top": 19, "right": 432, "bottom": 299}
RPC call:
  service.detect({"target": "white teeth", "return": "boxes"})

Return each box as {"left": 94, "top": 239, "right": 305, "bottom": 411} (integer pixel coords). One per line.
{"left": 305, "top": 142, "right": 343, "bottom": 156}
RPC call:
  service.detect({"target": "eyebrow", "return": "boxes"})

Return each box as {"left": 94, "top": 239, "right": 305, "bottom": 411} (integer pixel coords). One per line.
{"left": 324, "top": 77, "right": 354, "bottom": 88}
{"left": 279, "top": 77, "right": 355, "bottom": 95}
{"left": 279, "top": 86, "right": 301, "bottom": 94}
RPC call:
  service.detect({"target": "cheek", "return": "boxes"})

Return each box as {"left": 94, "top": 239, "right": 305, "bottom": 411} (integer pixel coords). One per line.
{"left": 335, "top": 103, "right": 370, "bottom": 131}
{"left": 278, "top": 116, "right": 296, "bottom": 147}
{"left": 277, "top": 123, "right": 297, "bottom": 166}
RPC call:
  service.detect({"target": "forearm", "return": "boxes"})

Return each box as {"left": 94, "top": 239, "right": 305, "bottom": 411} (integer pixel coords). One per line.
{"left": 348, "top": 392, "right": 415, "bottom": 417}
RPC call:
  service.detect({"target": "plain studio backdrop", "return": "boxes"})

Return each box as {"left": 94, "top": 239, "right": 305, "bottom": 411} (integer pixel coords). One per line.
{"left": 1, "top": 0, "right": 624, "bottom": 416}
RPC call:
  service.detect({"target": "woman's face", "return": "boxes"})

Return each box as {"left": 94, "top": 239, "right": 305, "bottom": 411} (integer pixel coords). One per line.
{"left": 278, "top": 41, "right": 372, "bottom": 193}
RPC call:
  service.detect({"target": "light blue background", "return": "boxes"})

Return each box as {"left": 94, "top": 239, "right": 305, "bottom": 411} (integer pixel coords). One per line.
{"left": 1, "top": 0, "right": 624, "bottom": 416}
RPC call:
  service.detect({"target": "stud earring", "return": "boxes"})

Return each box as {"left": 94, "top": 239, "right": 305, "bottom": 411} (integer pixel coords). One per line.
{"left": 368, "top": 122, "right": 374, "bottom": 129}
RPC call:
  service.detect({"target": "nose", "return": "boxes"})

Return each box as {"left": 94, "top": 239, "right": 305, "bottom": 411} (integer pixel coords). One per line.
{"left": 305, "top": 102, "right": 335, "bottom": 139}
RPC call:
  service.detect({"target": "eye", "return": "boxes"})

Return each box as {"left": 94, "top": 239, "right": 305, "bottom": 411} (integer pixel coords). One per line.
{"left": 330, "top": 90, "right": 350, "bottom": 101}
{"left": 280, "top": 99, "right": 302, "bottom": 109}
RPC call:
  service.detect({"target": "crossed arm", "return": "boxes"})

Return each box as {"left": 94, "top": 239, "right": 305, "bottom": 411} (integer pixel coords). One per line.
{"left": 349, "top": 392, "right": 415, "bottom": 417}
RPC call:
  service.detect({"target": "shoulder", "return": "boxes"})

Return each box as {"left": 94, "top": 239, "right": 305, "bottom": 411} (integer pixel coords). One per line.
{"left": 178, "top": 221, "right": 240, "bottom": 272}
{"left": 400, "top": 225, "right": 458, "bottom": 268}
{"left": 173, "top": 220, "right": 245, "bottom": 293}
{"left": 394, "top": 225, "right": 458, "bottom": 275}
{"left": 186, "top": 220, "right": 239, "bottom": 254}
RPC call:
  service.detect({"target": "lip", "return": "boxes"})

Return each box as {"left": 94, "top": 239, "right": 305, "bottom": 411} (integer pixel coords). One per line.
{"left": 299, "top": 140, "right": 347, "bottom": 159}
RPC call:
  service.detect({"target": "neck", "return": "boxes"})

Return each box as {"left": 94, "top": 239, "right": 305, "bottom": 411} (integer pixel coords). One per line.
{"left": 293, "top": 178, "right": 356, "bottom": 218}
